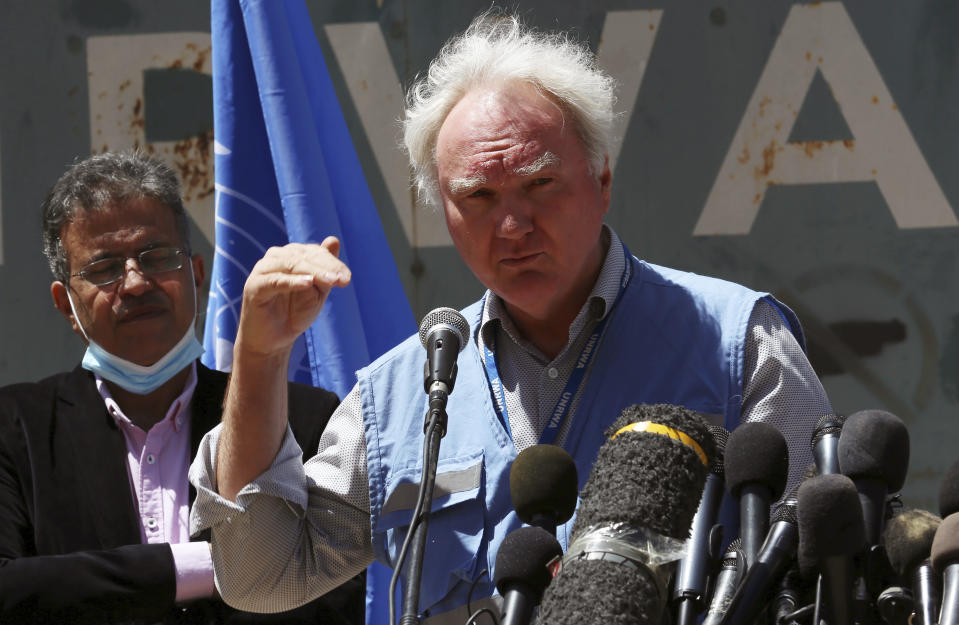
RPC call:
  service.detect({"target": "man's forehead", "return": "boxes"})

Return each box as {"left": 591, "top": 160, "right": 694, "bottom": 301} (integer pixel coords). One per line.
{"left": 62, "top": 201, "right": 177, "bottom": 253}
{"left": 436, "top": 84, "right": 574, "bottom": 175}
{"left": 68, "top": 198, "right": 174, "bottom": 227}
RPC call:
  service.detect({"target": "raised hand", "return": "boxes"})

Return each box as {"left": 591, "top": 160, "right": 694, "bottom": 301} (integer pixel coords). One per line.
{"left": 235, "top": 237, "right": 351, "bottom": 360}
{"left": 215, "top": 236, "right": 352, "bottom": 502}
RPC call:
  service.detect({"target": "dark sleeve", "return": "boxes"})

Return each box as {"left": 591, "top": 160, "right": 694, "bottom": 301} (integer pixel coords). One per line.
{"left": 0, "top": 403, "right": 177, "bottom": 624}
{"left": 0, "top": 545, "right": 176, "bottom": 624}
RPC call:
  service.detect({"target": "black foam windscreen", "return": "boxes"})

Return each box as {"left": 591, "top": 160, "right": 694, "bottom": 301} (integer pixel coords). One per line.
{"left": 539, "top": 559, "right": 661, "bottom": 624}
{"left": 883, "top": 508, "right": 942, "bottom": 578}
{"left": 797, "top": 473, "right": 865, "bottom": 573}
{"left": 939, "top": 459, "right": 959, "bottom": 518}
{"left": 724, "top": 421, "right": 789, "bottom": 500}
{"left": 931, "top": 512, "right": 959, "bottom": 574}
{"left": 494, "top": 526, "right": 563, "bottom": 598}
{"left": 788, "top": 467, "right": 815, "bottom": 575}
{"left": 538, "top": 405, "right": 715, "bottom": 625}
{"left": 510, "top": 444, "right": 579, "bottom": 527}
{"left": 571, "top": 403, "right": 716, "bottom": 539}
{"left": 837, "top": 409, "right": 910, "bottom": 491}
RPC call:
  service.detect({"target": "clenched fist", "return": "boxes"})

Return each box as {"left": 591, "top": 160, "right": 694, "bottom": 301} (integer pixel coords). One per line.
{"left": 235, "top": 237, "right": 351, "bottom": 360}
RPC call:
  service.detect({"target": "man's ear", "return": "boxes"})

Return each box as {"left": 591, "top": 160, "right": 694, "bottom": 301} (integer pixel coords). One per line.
{"left": 191, "top": 253, "right": 205, "bottom": 290}
{"left": 51, "top": 281, "right": 82, "bottom": 337}
{"left": 599, "top": 155, "right": 612, "bottom": 213}
{"left": 190, "top": 254, "right": 206, "bottom": 325}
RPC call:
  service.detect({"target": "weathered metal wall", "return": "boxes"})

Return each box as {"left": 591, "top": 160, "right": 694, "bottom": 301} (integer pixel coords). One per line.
{"left": 1, "top": 0, "right": 956, "bottom": 509}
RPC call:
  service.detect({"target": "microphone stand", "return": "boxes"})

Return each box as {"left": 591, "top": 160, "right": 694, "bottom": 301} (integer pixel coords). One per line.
{"left": 399, "top": 386, "right": 451, "bottom": 625}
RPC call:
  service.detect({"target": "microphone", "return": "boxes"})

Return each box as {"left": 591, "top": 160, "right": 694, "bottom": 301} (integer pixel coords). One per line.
{"left": 770, "top": 469, "right": 819, "bottom": 625}
{"left": 510, "top": 444, "right": 579, "bottom": 536}
{"left": 837, "top": 409, "right": 910, "bottom": 547}
{"left": 724, "top": 421, "right": 789, "bottom": 569}
{"left": 797, "top": 473, "right": 866, "bottom": 625}
{"left": 394, "top": 308, "right": 470, "bottom": 624}
{"left": 717, "top": 495, "right": 799, "bottom": 625}
{"left": 538, "top": 404, "right": 716, "bottom": 625}
{"left": 932, "top": 512, "right": 959, "bottom": 625}
{"left": 702, "top": 539, "right": 746, "bottom": 625}
{"left": 884, "top": 509, "right": 942, "bottom": 625}
{"left": 940, "top": 458, "right": 959, "bottom": 518}
{"left": 876, "top": 585, "right": 914, "bottom": 625}
{"left": 673, "top": 425, "right": 729, "bottom": 625}
{"left": 838, "top": 410, "right": 909, "bottom": 625}
{"left": 811, "top": 413, "right": 844, "bottom": 475}
{"left": 418, "top": 306, "right": 469, "bottom": 400}
{"left": 495, "top": 526, "right": 564, "bottom": 625}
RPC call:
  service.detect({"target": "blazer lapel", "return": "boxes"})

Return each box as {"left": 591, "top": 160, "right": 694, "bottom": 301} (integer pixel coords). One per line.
{"left": 189, "top": 363, "right": 228, "bottom": 542}
{"left": 57, "top": 366, "right": 142, "bottom": 548}
{"left": 190, "top": 363, "right": 227, "bottom": 459}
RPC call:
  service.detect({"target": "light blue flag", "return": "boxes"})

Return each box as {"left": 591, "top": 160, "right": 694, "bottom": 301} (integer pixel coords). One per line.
{"left": 203, "top": 1, "right": 416, "bottom": 621}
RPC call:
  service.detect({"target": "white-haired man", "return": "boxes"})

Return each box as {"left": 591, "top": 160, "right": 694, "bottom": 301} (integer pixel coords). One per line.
{"left": 191, "top": 14, "right": 832, "bottom": 624}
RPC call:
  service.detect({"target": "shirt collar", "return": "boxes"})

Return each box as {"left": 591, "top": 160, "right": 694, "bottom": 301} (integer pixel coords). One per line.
{"left": 95, "top": 361, "right": 198, "bottom": 433}
{"left": 480, "top": 225, "right": 627, "bottom": 350}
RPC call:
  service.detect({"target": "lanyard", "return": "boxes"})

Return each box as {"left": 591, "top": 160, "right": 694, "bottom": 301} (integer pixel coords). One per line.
{"left": 482, "top": 242, "right": 632, "bottom": 445}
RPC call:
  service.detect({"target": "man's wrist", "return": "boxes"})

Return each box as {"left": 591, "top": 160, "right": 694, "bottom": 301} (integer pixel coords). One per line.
{"left": 232, "top": 333, "right": 294, "bottom": 368}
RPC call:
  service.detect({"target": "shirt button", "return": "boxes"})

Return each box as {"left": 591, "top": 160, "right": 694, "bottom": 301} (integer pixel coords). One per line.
{"left": 146, "top": 454, "right": 156, "bottom": 465}
{"left": 547, "top": 367, "right": 559, "bottom": 379}
{"left": 146, "top": 517, "right": 158, "bottom": 530}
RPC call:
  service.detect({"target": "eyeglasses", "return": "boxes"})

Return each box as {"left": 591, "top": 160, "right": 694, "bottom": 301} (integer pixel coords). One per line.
{"left": 70, "top": 247, "right": 187, "bottom": 287}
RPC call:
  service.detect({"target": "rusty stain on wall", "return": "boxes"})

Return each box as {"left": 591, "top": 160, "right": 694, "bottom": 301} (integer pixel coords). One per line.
{"left": 756, "top": 139, "right": 780, "bottom": 178}
{"left": 87, "top": 33, "right": 215, "bottom": 245}
{"left": 804, "top": 140, "right": 823, "bottom": 157}
{"left": 758, "top": 95, "right": 771, "bottom": 117}
{"left": 94, "top": 42, "right": 214, "bottom": 205}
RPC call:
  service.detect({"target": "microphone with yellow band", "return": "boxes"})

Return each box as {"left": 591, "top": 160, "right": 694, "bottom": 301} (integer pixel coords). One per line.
{"left": 538, "top": 404, "right": 717, "bottom": 625}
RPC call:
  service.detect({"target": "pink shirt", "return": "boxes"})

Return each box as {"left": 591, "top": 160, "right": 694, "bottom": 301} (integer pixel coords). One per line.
{"left": 95, "top": 363, "right": 215, "bottom": 602}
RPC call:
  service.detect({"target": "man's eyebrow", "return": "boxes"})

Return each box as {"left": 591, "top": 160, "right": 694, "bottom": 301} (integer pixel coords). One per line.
{"left": 514, "top": 152, "right": 560, "bottom": 177}
{"left": 81, "top": 241, "right": 172, "bottom": 265}
{"left": 82, "top": 251, "right": 118, "bottom": 263}
{"left": 447, "top": 174, "right": 488, "bottom": 196}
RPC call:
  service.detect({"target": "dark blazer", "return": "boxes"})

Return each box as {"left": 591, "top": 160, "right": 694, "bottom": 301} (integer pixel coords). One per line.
{"left": 0, "top": 363, "right": 365, "bottom": 624}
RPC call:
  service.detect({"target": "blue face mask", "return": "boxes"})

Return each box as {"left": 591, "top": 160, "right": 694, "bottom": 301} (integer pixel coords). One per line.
{"left": 65, "top": 274, "right": 205, "bottom": 395}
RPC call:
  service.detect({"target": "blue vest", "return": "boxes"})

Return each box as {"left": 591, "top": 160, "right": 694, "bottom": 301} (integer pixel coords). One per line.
{"left": 357, "top": 256, "right": 803, "bottom": 618}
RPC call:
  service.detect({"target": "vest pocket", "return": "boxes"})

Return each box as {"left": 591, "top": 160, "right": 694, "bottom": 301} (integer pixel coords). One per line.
{"left": 375, "top": 449, "right": 486, "bottom": 611}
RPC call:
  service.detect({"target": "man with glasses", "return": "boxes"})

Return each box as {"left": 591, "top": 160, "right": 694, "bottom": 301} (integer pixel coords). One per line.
{"left": 0, "top": 151, "right": 364, "bottom": 624}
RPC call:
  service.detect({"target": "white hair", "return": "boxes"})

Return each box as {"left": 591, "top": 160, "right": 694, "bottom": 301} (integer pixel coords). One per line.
{"left": 403, "top": 12, "right": 617, "bottom": 209}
